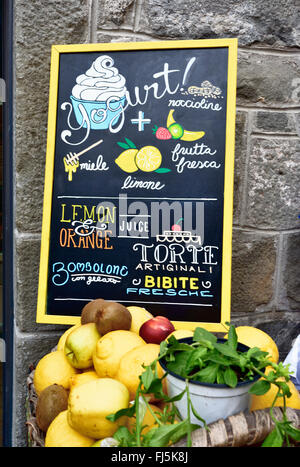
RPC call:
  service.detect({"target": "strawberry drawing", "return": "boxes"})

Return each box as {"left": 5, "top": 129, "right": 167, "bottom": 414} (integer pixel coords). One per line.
{"left": 152, "top": 125, "right": 172, "bottom": 140}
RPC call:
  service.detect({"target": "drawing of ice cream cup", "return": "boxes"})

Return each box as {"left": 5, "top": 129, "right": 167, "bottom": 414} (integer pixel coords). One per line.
{"left": 70, "top": 94, "right": 126, "bottom": 130}
{"left": 71, "top": 55, "right": 127, "bottom": 130}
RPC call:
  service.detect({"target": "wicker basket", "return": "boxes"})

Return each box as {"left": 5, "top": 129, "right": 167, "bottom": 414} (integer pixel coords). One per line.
{"left": 26, "top": 366, "right": 45, "bottom": 447}
{"left": 26, "top": 340, "right": 300, "bottom": 448}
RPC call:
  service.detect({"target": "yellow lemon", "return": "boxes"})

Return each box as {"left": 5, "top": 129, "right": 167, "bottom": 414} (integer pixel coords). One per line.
{"left": 230, "top": 326, "right": 279, "bottom": 363}
{"left": 45, "top": 410, "right": 95, "bottom": 447}
{"left": 33, "top": 350, "right": 78, "bottom": 396}
{"left": 167, "top": 329, "right": 194, "bottom": 340}
{"left": 67, "top": 378, "right": 130, "bottom": 439}
{"left": 57, "top": 323, "right": 81, "bottom": 351}
{"left": 115, "top": 343, "right": 165, "bottom": 400}
{"left": 250, "top": 367, "right": 300, "bottom": 411}
{"left": 135, "top": 146, "right": 162, "bottom": 172}
{"left": 115, "top": 148, "right": 139, "bottom": 173}
{"left": 127, "top": 403, "right": 163, "bottom": 434}
{"left": 127, "top": 306, "right": 154, "bottom": 334}
{"left": 92, "top": 330, "right": 145, "bottom": 378}
{"left": 91, "top": 440, "right": 103, "bottom": 447}
{"left": 69, "top": 370, "right": 99, "bottom": 389}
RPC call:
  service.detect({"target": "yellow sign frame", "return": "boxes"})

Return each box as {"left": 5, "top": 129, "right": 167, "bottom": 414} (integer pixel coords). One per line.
{"left": 36, "top": 38, "right": 238, "bottom": 330}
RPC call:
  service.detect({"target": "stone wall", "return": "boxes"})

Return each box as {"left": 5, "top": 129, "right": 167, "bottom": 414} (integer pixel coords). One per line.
{"left": 13, "top": 0, "right": 300, "bottom": 445}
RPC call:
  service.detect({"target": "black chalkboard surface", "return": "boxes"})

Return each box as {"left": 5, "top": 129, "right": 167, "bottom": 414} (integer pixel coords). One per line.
{"left": 37, "top": 39, "right": 237, "bottom": 330}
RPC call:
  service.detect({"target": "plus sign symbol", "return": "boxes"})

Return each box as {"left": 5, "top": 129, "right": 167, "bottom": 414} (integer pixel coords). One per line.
{"left": 131, "top": 111, "right": 151, "bottom": 131}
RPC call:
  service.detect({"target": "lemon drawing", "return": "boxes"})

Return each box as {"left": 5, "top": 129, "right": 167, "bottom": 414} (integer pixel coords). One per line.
{"left": 135, "top": 146, "right": 162, "bottom": 172}
{"left": 115, "top": 148, "right": 139, "bottom": 173}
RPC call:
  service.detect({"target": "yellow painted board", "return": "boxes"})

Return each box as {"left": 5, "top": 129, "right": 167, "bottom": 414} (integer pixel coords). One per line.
{"left": 36, "top": 38, "right": 238, "bottom": 332}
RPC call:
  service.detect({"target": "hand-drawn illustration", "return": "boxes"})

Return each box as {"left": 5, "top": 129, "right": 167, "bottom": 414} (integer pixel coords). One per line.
{"left": 152, "top": 126, "right": 172, "bottom": 140}
{"left": 152, "top": 109, "right": 205, "bottom": 142}
{"left": 115, "top": 138, "right": 171, "bottom": 174}
{"left": 156, "top": 229, "right": 202, "bottom": 245}
{"left": 171, "top": 217, "right": 184, "bottom": 231}
{"left": 131, "top": 111, "right": 151, "bottom": 131}
{"left": 156, "top": 217, "right": 202, "bottom": 245}
{"left": 181, "top": 80, "right": 223, "bottom": 99}
{"left": 63, "top": 138, "right": 103, "bottom": 181}
{"left": 70, "top": 55, "right": 127, "bottom": 130}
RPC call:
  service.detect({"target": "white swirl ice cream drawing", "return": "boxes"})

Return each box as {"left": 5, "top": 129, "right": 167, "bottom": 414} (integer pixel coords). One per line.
{"left": 70, "top": 55, "right": 127, "bottom": 131}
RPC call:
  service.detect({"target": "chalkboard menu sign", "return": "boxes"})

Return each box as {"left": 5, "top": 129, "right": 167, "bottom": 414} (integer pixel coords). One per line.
{"left": 36, "top": 39, "right": 237, "bottom": 330}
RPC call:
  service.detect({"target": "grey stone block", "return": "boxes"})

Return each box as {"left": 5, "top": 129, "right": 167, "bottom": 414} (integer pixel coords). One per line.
{"left": 281, "top": 232, "right": 300, "bottom": 310}
{"left": 14, "top": 332, "right": 62, "bottom": 447}
{"left": 233, "top": 111, "right": 248, "bottom": 224}
{"left": 244, "top": 137, "right": 300, "bottom": 230}
{"left": 97, "top": 0, "right": 136, "bottom": 29}
{"left": 295, "top": 113, "right": 300, "bottom": 137}
{"left": 15, "top": 0, "right": 89, "bottom": 233}
{"left": 16, "top": 236, "right": 41, "bottom": 332}
{"left": 140, "top": 0, "right": 300, "bottom": 47}
{"left": 253, "top": 111, "right": 299, "bottom": 135}
{"left": 15, "top": 236, "right": 66, "bottom": 333}
{"left": 231, "top": 230, "right": 277, "bottom": 313}
{"left": 237, "top": 51, "right": 300, "bottom": 107}
{"left": 15, "top": 134, "right": 46, "bottom": 233}
{"left": 96, "top": 32, "right": 149, "bottom": 44}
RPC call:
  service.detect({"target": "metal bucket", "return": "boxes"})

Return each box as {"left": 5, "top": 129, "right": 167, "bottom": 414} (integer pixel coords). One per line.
{"left": 160, "top": 338, "right": 260, "bottom": 426}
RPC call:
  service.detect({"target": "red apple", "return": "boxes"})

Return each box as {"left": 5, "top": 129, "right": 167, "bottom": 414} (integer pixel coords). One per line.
{"left": 139, "top": 316, "right": 175, "bottom": 344}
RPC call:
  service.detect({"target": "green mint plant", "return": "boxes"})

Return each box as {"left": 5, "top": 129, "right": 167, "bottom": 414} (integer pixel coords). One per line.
{"left": 106, "top": 358, "right": 204, "bottom": 447}
{"left": 107, "top": 324, "right": 300, "bottom": 447}
{"left": 249, "top": 362, "right": 300, "bottom": 447}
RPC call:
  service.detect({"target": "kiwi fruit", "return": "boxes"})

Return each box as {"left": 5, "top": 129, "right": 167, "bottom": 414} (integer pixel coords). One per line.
{"left": 95, "top": 301, "right": 132, "bottom": 335}
{"left": 36, "top": 384, "right": 69, "bottom": 432}
{"left": 81, "top": 298, "right": 106, "bottom": 324}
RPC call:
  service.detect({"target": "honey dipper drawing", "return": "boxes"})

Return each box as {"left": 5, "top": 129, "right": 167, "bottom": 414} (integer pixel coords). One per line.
{"left": 63, "top": 138, "right": 103, "bottom": 181}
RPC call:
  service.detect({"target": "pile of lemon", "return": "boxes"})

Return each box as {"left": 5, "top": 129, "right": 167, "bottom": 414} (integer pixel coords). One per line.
{"left": 33, "top": 306, "right": 172, "bottom": 447}
{"left": 32, "top": 311, "right": 300, "bottom": 448}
